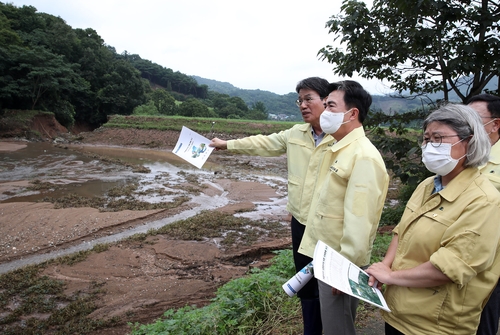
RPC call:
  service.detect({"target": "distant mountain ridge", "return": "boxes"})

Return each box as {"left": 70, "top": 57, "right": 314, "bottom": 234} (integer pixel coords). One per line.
{"left": 192, "top": 75, "right": 300, "bottom": 119}
{"left": 192, "top": 76, "right": 251, "bottom": 95}
{"left": 192, "top": 75, "right": 422, "bottom": 117}
{"left": 193, "top": 75, "right": 499, "bottom": 118}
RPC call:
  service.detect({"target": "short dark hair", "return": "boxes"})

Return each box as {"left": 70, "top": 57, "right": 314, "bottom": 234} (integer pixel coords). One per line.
{"left": 467, "top": 94, "right": 500, "bottom": 118}
{"left": 327, "top": 80, "right": 372, "bottom": 123}
{"left": 296, "top": 77, "right": 330, "bottom": 99}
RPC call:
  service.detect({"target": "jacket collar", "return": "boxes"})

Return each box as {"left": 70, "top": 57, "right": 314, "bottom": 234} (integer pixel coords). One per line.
{"left": 329, "top": 126, "right": 365, "bottom": 152}
{"left": 298, "top": 123, "right": 313, "bottom": 132}
{"left": 489, "top": 140, "right": 500, "bottom": 164}
{"left": 434, "top": 168, "right": 481, "bottom": 202}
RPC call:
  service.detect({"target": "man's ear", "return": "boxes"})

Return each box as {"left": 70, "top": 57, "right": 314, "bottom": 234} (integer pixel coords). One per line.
{"left": 350, "top": 108, "right": 359, "bottom": 120}
{"left": 492, "top": 118, "right": 500, "bottom": 133}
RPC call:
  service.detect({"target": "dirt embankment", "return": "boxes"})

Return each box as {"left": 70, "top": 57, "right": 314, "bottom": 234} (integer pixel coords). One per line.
{"left": 0, "top": 111, "right": 68, "bottom": 140}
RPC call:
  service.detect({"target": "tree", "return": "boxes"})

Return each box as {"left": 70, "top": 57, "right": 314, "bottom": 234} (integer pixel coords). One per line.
{"left": 178, "top": 98, "right": 216, "bottom": 118}
{"left": 319, "top": 0, "right": 500, "bottom": 102}
{"left": 2, "top": 45, "right": 82, "bottom": 111}
{"left": 229, "top": 96, "right": 249, "bottom": 112}
{"left": 133, "top": 100, "right": 158, "bottom": 115}
{"left": 246, "top": 101, "right": 268, "bottom": 120}
{"left": 96, "top": 59, "right": 146, "bottom": 121}
{"left": 0, "top": 10, "right": 22, "bottom": 46}
{"left": 150, "top": 88, "right": 176, "bottom": 115}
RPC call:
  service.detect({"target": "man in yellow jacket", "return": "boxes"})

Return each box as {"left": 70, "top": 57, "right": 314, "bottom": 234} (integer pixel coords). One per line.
{"left": 210, "top": 77, "right": 334, "bottom": 335}
{"left": 298, "top": 80, "right": 389, "bottom": 335}
{"left": 468, "top": 93, "right": 500, "bottom": 335}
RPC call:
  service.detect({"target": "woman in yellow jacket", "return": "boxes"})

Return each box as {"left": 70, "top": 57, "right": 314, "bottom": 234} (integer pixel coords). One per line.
{"left": 367, "top": 103, "right": 500, "bottom": 334}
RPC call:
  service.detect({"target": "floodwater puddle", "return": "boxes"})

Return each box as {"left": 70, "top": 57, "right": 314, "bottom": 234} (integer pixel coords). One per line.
{"left": 0, "top": 142, "right": 213, "bottom": 203}
{"left": 0, "top": 142, "right": 288, "bottom": 273}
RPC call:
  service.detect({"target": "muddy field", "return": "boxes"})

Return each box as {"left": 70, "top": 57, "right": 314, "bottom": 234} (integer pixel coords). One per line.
{"left": 0, "top": 123, "right": 387, "bottom": 334}
{"left": 0, "top": 127, "right": 303, "bottom": 334}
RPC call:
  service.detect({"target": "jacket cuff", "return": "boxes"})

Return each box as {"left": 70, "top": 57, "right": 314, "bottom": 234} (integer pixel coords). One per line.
{"left": 430, "top": 248, "right": 476, "bottom": 288}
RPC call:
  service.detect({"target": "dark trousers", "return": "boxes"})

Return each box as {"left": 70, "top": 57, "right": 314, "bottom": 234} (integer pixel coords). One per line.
{"left": 291, "top": 216, "right": 322, "bottom": 335}
{"left": 385, "top": 322, "right": 405, "bottom": 335}
{"left": 477, "top": 279, "right": 500, "bottom": 335}
{"left": 318, "top": 280, "right": 358, "bottom": 335}
{"left": 291, "top": 216, "right": 318, "bottom": 299}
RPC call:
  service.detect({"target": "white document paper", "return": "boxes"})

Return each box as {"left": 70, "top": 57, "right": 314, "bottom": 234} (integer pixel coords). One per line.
{"left": 313, "top": 240, "right": 390, "bottom": 312}
{"left": 172, "top": 126, "right": 214, "bottom": 169}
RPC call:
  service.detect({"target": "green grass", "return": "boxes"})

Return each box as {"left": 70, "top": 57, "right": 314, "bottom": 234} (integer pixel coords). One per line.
{"left": 128, "top": 232, "right": 392, "bottom": 334}
{"left": 103, "top": 115, "right": 297, "bottom": 136}
{"left": 128, "top": 249, "right": 302, "bottom": 335}
{"left": 370, "top": 231, "right": 393, "bottom": 264}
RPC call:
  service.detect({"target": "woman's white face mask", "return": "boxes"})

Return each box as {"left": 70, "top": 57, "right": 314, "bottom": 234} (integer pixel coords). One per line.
{"left": 320, "top": 109, "right": 353, "bottom": 134}
{"left": 421, "top": 138, "right": 467, "bottom": 176}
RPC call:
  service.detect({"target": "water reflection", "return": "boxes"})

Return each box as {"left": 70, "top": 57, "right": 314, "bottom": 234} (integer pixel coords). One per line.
{"left": 0, "top": 142, "right": 207, "bottom": 203}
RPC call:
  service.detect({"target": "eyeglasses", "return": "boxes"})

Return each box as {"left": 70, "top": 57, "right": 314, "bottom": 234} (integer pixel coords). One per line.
{"left": 419, "top": 134, "right": 460, "bottom": 148}
{"left": 296, "top": 97, "right": 321, "bottom": 107}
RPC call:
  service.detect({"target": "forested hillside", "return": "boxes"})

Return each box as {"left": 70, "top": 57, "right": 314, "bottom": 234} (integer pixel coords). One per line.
{"left": 0, "top": 2, "right": 270, "bottom": 128}
{"left": 1, "top": 2, "right": 428, "bottom": 130}
{"left": 191, "top": 76, "right": 299, "bottom": 119}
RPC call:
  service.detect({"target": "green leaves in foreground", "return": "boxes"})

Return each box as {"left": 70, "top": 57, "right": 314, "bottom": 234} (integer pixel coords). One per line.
{"left": 129, "top": 249, "right": 301, "bottom": 335}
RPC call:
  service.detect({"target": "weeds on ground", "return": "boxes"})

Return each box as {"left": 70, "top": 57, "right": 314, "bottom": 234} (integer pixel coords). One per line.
{"left": 128, "top": 231, "right": 392, "bottom": 335}
{"left": 27, "top": 179, "right": 63, "bottom": 192}
{"left": 153, "top": 211, "right": 289, "bottom": 246}
{"left": 370, "top": 232, "right": 393, "bottom": 264}
{"left": 381, "top": 182, "right": 419, "bottom": 227}
{"left": 41, "top": 193, "right": 189, "bottom": 212}
{"left": 129, "top": 249, "right": 302, "bottom": 335}
{"left": 0, "top": 266, "right": 117, "bottom": 335}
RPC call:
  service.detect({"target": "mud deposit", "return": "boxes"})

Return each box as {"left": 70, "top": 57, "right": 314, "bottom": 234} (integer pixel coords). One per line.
{"left": 0, "top": 131, "right": 294, "bottom": 334}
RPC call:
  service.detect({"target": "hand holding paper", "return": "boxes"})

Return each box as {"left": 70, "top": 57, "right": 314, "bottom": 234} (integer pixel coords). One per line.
{"left": 172, "top": 126, "right": 215, "bottom": 169}
{"left": 312, "top": 240, "right": 390, "bottom": 312}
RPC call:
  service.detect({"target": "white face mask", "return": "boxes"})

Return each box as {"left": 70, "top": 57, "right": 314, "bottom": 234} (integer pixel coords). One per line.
{"left": 320, "top": 109, "right": 352, "bottom": 134}
{"left": 484, "top": 118, "right": 498, "bottom": 136}
{"left": 421, "top": 140, "right": 466, "bottom": 176}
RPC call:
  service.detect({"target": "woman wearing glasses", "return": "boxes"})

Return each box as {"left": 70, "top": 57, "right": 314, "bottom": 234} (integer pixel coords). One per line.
{"left": 366, "top": 103, "right": 500, "bottom": 334}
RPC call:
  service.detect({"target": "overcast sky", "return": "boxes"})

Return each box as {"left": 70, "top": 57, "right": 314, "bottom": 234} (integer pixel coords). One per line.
{"left": 8, "top": 0, "right": 392, "bottom": 95}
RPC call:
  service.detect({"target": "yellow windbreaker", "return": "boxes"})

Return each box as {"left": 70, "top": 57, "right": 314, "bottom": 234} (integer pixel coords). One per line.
{"left": 298, "top": 126, "right": 389, "bottom": 266}
{"left": 480, "top": 139, "right": 500, "bottom": 191}
{"left": 227, "top": 123, "right": 335, "bottom": 225}
{"left": 383, "top": 168, "right": 500, "bottom": 334}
